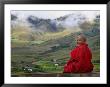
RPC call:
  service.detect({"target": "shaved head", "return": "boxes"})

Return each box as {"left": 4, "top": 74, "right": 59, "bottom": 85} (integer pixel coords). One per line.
{"left": 77, "top": 34, "right": 87, "bottom": 42}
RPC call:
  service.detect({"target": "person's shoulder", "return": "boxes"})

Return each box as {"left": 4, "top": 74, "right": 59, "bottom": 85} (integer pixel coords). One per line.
{"left": 79, "top": 43, "right": 88, "bottom": 49}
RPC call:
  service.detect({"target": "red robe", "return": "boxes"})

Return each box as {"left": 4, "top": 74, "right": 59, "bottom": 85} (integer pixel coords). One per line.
{"left": 63, "top": 43, "right": 94, "bottom": 73}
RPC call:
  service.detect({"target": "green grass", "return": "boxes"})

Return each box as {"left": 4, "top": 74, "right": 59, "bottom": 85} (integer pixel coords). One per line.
{"left": 11, "top": 48, "right": 100, "bottom": 74}
{"left": 93, "top": 63, "right": 100, "bottom": 72}
{"left": 11, "top": 34, "right": 100, "bottom": 75}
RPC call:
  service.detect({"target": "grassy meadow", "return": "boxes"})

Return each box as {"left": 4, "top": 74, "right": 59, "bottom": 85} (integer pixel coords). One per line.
{"left": 11, "top": 32, "right": 100, "bottom": 76}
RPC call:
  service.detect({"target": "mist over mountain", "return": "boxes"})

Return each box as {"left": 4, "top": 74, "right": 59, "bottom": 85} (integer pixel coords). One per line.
{"left": 11, "top": 13, "right": 91, "bottom": 32}
{"left": 11, "top": 12, "right": 100, "bottom": 41}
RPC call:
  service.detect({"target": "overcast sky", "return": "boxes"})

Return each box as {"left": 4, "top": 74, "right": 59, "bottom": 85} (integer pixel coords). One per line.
{"left": 11, "top": 11, "right": 100, "bottom": 20}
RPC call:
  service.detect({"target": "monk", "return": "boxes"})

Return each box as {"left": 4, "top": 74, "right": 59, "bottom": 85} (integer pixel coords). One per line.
{"left": 63, "top": 34, "right": 94, "bottom": 73}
